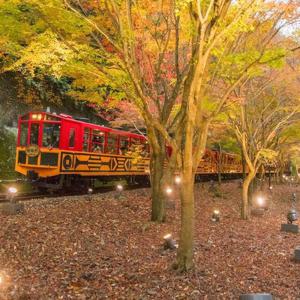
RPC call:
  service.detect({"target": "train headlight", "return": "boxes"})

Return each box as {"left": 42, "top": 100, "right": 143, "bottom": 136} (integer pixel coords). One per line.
{"left": 31, "top": 113, "right": 42, "bottom": 120}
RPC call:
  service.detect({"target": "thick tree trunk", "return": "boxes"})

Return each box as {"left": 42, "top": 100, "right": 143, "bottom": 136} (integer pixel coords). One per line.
{"left": 174, "top": 168, "right": 195, "bottom": 272}
{"left": 241, "top": 172, "right": 255, "bottom": 220}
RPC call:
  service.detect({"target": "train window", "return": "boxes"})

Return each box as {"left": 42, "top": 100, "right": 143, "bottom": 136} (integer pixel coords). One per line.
{"left": 30, "top": 123, "right": 39, "bottom": 145}
{"left": 69, "top": 128, "right": 75, "bottom": 148}
{"left": 83, "top": 128, "right": 90, "bottom": 152}
{"left": 92, "top": 129, "right": 104, "bottom": 152}
{"left": 131, "top": 138, "right": 141, "bottom": 147}
{"left": 42, "top": 123, "right": 60, "bottom": 148}
{"left": 119, "top": 136, "right": 129, "bottom": 155}
{"left": 20, "top": 123, "right": 28, "bottom": 146}
{"left": 106, "top": 133, "right": 118, "bottom": 154}
{"left": 142, "top": 141, "right": 150, "bottom": 157}
{"left": 45, "top": 115, "right": 61, "bottom": 121}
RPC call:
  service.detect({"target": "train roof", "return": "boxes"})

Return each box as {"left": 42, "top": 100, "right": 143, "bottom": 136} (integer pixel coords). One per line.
{"left": 19, "top": 111, "right": 147, "bottom": 140}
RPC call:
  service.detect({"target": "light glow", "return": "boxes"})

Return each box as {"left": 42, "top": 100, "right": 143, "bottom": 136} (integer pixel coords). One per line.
{"left": 256, "top": 196, "right": 265, "bottom": 207}
{"left": 166, "top": 187, "right": 173, "bottom": 195}
{"left": 164, "top": 233, "right": 172, "bottom": 240}
{"left": 31, "top": 113, "right": 42, "bottom": 120}
{"left": 116, "top": 184, "right": 123, "bottom": 191}
{"left": 8, "top": 187, "right": 17, "bottom": 194}
{"left": 175, "top": 176, "right": 181, "bottom": 184}
{"left": 213, "top": 209, "right": 220, "bottom": 215}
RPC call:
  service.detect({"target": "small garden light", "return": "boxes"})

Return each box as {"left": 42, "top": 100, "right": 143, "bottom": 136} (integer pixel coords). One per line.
{"left": 174, "top": 176, "right": 181, "bottom": 184}
{"left": 211, "top": 209, "right": 220, "bottom": 222}
{"left": 163, "top": 234, "right": 178, "bottom": 250}
{"left": 256, "top": 196, "right": 265, "bottom": 208}
{"left": 115, "top": 184, "right": 124, "bottom": 200}
{"left": 86, "top": 187, "right": 93, "bottom": 201}
{"left": 166, "top": 187, "right": 173, "bottom": 195}
{"left": 116, "top": 184, "right": 123, "bottom": 192}
{"left": 287, "top": 209, "right": 298, "bottom": 224}
{"left": 7, "top": 187, "right": 17, "bottom": 202}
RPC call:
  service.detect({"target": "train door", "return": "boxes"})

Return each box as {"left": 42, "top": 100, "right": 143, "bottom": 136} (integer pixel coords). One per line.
{"left": 29, "top": 122, "right": 41, "bottom": 146}
{"left": 65, "top": 123, "right": 81, "bottom": 151}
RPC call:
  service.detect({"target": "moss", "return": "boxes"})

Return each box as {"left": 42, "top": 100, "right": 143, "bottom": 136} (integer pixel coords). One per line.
{"left": 0, "top": 127, "right": 17, "bottom": 179}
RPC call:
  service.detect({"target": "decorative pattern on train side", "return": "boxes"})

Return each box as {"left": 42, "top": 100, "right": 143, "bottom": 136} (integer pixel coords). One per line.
{"left": 60, "top": 152, "right": 149, "bottom": 174}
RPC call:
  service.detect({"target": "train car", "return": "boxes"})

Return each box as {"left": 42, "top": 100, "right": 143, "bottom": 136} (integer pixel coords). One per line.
{"left": 15, "top": 111, "right": 243, "bottom": 190}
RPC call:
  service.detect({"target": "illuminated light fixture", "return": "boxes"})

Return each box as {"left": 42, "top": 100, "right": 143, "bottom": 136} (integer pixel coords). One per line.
{"left": 174, "top": 176, "right": 181, "bottom": 184}
{"left": 114, "top": 184, "right": 124, "bottom": 200}
{"left": 163, "top": 234, "right": 178, "bottom": 250}
{"left": 116, "top": 184, "right": 123, "bottom": 192}
{"left": 166, "top": 187, "right": 173, "bottom": 195}
{"left": 7, "top": 187, "right": 17, "bottom": 202}
{"left": 269, "top": 186, "right": 273, "bottom": 190}
{"left": 256, "top": 196, "right": 265, "bottom": 207}
{"left": 287, "top": 209, "right": 298, "bottom": 224}
{"left": 8, "top": 187, "right": 17, "bottom": 194}
{"left": 32, "top": 113, "right": 42, "bottom": 120}
{"left": 88, "top": 188, "right": 93, "bottom": 194}
{"left": 211, "top": 209, "right": 220, "bottom": 222}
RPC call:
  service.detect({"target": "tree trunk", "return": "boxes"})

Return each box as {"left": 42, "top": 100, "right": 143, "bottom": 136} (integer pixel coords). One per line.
{"left": 241, "top": 172, "right": 255, "bottom": 220}
{"left": 150, "top": 150, "right": 167, "bottom": 222}
{"left": 174, "top": 168, "right": 195, "bottom": 272}
{"left": 218, "top": 144, "right": 222, "bottom": 186}
{"left": 241, "top": 150, "right": 246, "bottom": 180}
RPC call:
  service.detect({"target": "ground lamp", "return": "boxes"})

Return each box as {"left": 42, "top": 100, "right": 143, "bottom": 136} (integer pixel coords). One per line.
{"left": 281, "top": 193, "right": 299, "bottom": 233}
{"left": 287, "top": 209, "right": 298, "bottom": 224}
{"left": 163, "top": 234, "right": 178, "bottom": 250}
{"left": 174, "top": 176, "right": 181, "bottom": 184}
{"left": 115, "top": 184, "right": 124, "bottom": 200}
{"left": 255, "top": 195, "right": 267, "bottom": 209}
{"left": 3, "top": 187, "right": 24, "bottom": 215}
{"left": 165, "top": 187, "right": 173, "bottom": 195}
{"left": 211, "top": 209, "right": 220, "bottom": 222}
{"left": 86, "top": 187, "right": 93, "bottom": 200}
{"left": 7, "top": 187, "right": 17, "bottom": 202}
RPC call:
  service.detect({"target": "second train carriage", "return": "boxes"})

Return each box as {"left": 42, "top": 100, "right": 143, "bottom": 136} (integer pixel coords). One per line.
{"left": 15, "top": 112, "right": 243, "bottom": 190}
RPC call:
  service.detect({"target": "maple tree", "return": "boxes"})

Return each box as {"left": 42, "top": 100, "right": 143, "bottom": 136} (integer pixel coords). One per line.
{"left": 227, "top": 59, "right": 300, "bottom": 219}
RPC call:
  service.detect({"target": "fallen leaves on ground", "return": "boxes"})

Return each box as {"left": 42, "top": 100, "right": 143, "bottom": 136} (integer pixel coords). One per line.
{"left": 0, "top": 181, "right": 299, "bottom": 299}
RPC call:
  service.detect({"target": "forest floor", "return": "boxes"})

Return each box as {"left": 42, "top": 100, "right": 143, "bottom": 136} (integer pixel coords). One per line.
{"left": 0, "top": 180, "right": 299, "bottom": 299}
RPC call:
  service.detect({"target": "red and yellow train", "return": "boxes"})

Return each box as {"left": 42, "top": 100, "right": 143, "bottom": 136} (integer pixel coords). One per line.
{"left": 15, "top": 112, "right": 243, "bottom": 190}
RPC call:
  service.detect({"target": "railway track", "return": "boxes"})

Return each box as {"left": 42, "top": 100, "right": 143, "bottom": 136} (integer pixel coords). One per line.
{"left": 0, "top": 183, "right": 148, "bottom": 204}
{"left": 0, "top": 177, "right": 241, "bottom": 204}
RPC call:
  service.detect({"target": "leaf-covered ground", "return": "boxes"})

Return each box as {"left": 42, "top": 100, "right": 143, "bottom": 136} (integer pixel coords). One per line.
{"left": 0, "top": 181, "right": 299, "bottom": 299}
